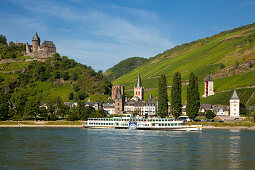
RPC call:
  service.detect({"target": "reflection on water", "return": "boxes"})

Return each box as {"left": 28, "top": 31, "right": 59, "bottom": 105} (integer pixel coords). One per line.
{"left": 0, "top": 128, "right": 255, "bottom": 169}
{"left": 228, "top": 130, "right": 241, "bottom": 169}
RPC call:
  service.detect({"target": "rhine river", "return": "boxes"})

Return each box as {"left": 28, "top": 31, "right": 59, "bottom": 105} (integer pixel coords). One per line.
{"left": 1, "top": 128, "right": 255, "bottom": 169}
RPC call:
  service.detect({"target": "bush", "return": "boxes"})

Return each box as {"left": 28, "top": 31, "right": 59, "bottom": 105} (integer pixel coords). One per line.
{"left": 69, "top": 92, "right": 74, "bottom": 100}
{"left": 206, "top": 110, "right": 216, "bottom": 120}
{"left": 78, "top": 92, "right": 87, "bottom": 100}
{"left": 66, "top": 112, "right": 77, "bottom": 121}
{"left": 73, "top": 85, "right": 80, "bottom": 92}
{"left": 11, "top": 115, "right": 23, "bottom": 121}
{"left": 62, "top": 72, "right": 69, "bottom": 80}
{"left": 220, "top": 63, "right": 225, "bottom": 69}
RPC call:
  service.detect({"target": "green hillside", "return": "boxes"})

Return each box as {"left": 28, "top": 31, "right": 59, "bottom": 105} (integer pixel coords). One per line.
{"left": 104, "top": 57, "right": 148, "bottom": 81}
{"left": 0, "top": 38, "right": 112, "bottom": 103}
{"left": 113, "top": 22, "right": 255, "bottom": 105}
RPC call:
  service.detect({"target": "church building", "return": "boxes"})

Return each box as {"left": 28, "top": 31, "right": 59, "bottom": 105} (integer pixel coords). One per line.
{"left": 132, "top": 72, "right": 144, "bottom": 101}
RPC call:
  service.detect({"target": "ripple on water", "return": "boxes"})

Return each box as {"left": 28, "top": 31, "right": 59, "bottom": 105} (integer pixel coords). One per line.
{"left": 1, "top": 128, "right": 255, "bottom": 169}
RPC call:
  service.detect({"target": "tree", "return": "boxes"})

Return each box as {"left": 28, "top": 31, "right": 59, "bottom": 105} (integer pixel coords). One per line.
{"left": 186, "top": 72, "right": 200, "bottom": 120}
{"left": 67, "top": 106, "right": 78, "bottom": 121}
{"left": 39, "top": 107, "right": 48, "bottom": 120}
{"left": 158, "top": 74, "right": 168, "bottom": 118}
{"left": 71, "top": 72, "right": 78, "bottom": 81}
{"left": 53, "top": 71, "right": 61, "bottom": 79}
{"left": 171, "top": 72, "right": 182, "bottom": 119}
{"left": 62, "top": 72, "right": 69, "bottom": 80}
{"left": 53, "top": 53, "right": 61, "bottom": 60}
{"left": 89, "top": 109, "right": 107, "bottom": 118}
{"left": 78, "top": 92, "right": 87, "bottom": 100}
{"left": 0, "top": 34, "right": 7, "bottom": 45}
{"left": 24, "top": 99, "right": 40, "bottom": 120}
{"left": 206, "top": 110, "right": 215, "bottom": 120}
{"left": 55, "top": 96, "right": 69, "bottom": 118}
{"left": 69, "top": 92, "right": 74, "bottom": 100}
{"left": 79, "top": 105, "right": 95, "bottom": 120}
{"left": 0, "top": 94, "right": 10, "bottom": 120}
{"left": 13, "top": 93, "right": 27, "bottom": 117}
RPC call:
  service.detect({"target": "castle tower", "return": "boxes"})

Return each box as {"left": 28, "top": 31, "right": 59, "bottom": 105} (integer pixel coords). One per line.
{"left": 229, "top": 90, "right": 240, "bottom": 117}
{"left": 114, "top": 88, "right": 124, "bottom": 114}
{"left": 112, "top": 85, "right": 124, "bottom": 100}
{"left": 202, "top": 76, "right": 214, "bottom": 97}
{"left": 32, "top": 32, "right": 40, "bottom": 52}
{"left": 133, "top": 72, "right": 144, "bottom": 101}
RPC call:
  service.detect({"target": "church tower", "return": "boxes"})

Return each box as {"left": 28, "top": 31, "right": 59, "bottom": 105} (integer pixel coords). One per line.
{"left": 32, "top": 32, "right": 40, "bottom": 52}
{"left": 112, "top": 85, "right": 124, "bottom": 100}
{"left": 133, "top": 72, "right": 144, "bottom": 101}
{"left": 202, "top": 76, "right": 214, "bottom": 97}
{"left": 230, "top": 90, "right": 240, "bottom": 117}
{"left": 114, "top": 88, "right": 124, "bottom": 114}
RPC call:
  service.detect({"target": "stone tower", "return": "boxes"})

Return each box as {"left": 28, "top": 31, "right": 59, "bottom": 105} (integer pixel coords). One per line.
{"left": 32, "top": 32, "right": 40, "bottom": 52}
{"left": 25, "top": 42, "right": 31, "bottom": 53}
{"left": 133, "top": 72, "right": 144, "bottom": 101}
{"left": 202, "top": 76, "right": 214, "bottom": 97}
{"left": 112, "top": 85, "right": 124, "bottom": 100}
{"left": 114, "top": 88, "right": 124, "bottom": 114}
{"left": 229, "top": 90, "right": 240, "bottom": 117}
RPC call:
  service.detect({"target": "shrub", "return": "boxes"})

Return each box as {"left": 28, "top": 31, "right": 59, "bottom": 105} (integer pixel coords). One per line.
{"left": 206, "top": 110, "right": 216, "bottom": 120}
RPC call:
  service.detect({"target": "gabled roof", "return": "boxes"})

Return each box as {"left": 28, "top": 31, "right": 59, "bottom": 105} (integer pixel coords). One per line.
{"left": 205, "top": 75, "right": 213, "bottom": 81}
{"left": 231, "top": 90, "right": 239, "bottom": 100}
{"left": 136, "top": 72, "right": 142, "bottom": 88}
{"left": 32, "top": 32, "right": 40, "bottom": 41}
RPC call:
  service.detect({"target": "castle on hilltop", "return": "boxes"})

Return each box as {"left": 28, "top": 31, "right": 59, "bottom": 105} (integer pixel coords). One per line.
{"left": 25, "top": 33, "right": 56, "bottom": 58}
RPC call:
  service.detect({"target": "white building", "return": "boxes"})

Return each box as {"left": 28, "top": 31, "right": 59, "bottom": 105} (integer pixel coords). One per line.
{"left": 202, "top": 76, "right": 214, "bottom": 97}
{"left": 229, "top": 90, "right": 240, "bottom": 117}
{"left": 102, "top": 102, "right": 115, "bottom": 115}
{"left": 124, "top": 101, "right": 157, "bottom": 116}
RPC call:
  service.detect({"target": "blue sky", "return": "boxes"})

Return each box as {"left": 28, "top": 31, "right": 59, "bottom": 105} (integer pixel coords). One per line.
{"left": 1, "top": 0, "right": 255, "bottom": 71}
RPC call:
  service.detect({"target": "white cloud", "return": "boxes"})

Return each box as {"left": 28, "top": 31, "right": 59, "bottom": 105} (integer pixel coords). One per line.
{"left": 5, "top": 0, "right": 173, "bottom": 71}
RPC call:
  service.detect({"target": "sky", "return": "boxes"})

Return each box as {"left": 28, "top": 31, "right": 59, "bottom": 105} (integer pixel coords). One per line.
{"left": 1, "top": 0, "right": 255, "bottom": 71}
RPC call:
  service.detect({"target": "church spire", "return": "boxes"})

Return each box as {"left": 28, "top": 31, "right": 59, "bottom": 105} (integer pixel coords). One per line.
{"left": 136, "top": 72, "right": 142, "bottom": 88}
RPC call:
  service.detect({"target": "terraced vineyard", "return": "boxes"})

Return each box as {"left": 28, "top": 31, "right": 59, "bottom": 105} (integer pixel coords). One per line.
{"left": 113, "top": 22, "right": 255, "bottom": 105}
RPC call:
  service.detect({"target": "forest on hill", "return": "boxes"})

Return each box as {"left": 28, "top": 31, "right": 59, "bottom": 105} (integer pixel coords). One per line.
{"left": 113, "top": 22, "right": 255, "bottom": 105}
{"left": 104, "top": 57, "right": 148, "bottom": 81}
{"left": 0, "top": 35, "right": 112, "bottom": 120}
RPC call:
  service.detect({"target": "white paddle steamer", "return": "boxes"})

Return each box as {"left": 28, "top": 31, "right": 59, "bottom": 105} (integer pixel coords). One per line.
{"left": 82, "top": 115, "right": 202, "bottom": 131}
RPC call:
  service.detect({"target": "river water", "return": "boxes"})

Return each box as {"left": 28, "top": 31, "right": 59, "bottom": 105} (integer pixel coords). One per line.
{"left": 0, "top": 128, "right": 255, "bottom": 169}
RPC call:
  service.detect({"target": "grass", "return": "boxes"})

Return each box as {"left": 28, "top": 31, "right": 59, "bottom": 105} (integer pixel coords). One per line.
{"left": 187, "top": 121, "right": 255, "bottom": 127}
{"left": 0, "top": 61, "right": 31, "bottom": 71}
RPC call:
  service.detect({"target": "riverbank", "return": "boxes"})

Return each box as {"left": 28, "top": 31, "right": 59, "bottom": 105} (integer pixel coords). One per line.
{"left": 1, "top": 121, "right": 255, "bottom": 130}
{"left": 0, "top": 121, "right": 82, "bottom": 127}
